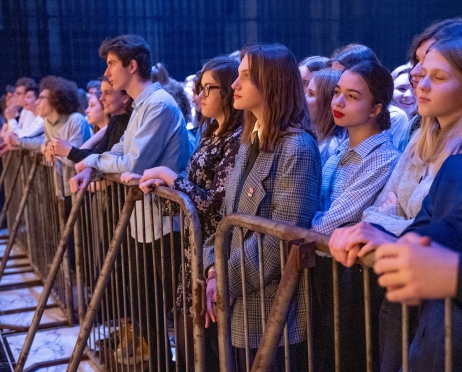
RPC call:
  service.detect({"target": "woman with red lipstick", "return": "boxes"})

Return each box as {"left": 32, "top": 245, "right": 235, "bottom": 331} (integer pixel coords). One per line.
{"left": 204, "top": 43, "right": 321, "bottom": 371}
{"left": 311, "top": 60, "right": 400, "bottom": 371}
{"left": 328, "top": 37, "right": 462, "bottom": 372}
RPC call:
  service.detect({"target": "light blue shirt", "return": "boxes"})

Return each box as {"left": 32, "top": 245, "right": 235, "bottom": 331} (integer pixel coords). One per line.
{"left": 84, "top": 82, "right": 190, "bottom": 176}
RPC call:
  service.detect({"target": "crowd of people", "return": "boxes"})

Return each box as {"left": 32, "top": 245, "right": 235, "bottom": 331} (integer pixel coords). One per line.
{"left": 1, "top": 16, "right": 462, "bottom": 372}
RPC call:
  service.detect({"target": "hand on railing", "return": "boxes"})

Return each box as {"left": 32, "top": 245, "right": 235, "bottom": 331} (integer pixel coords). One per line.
{"left": 51, "top": 137, "right": 72, "bottom": 157}
{"left": 139, "top": 178, "right": 167, "bottom": 194}
{"left": 120, "top": 172, "right": 142, "bottom": 183}
{"left": 41, "top": 141, "right": 54, "bottom": 162}
{"left": 69, "top": 167, "right": 92, "bottom": 193}
{"left": 374, "top": 232, "right": 459, "bottom": 306}
{"left": 329, "top": 222, "right": 397, "bottom": 267}
{"left": 0, "top": 143, "right": 17, "bottom": 157}
{"left": 140, "top": 166, "right": 178, "bottom": 188}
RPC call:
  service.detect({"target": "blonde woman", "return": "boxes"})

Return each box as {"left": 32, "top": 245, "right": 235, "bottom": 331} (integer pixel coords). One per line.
{"left": 361, "top": 37, "right": 462, "bottom": 237}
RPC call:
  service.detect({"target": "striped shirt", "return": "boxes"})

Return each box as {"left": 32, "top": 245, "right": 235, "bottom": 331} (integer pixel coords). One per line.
{"left": 312, "top": 131, "right": 400, "bottom": 235}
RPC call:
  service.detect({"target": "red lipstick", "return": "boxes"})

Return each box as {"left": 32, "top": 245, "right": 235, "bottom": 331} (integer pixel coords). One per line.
{"left": 333, "top": 110, "right": 345, "bottom": 118}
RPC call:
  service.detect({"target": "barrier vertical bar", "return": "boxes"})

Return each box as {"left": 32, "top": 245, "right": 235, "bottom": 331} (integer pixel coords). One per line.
{"left": 363, "top": 266, "right": 372, "bottom": 372}
{"left": 14, "top": 186, "right": 87, "bottom": 372}
{"left": 67, "top": 186, "right": 143, "bottom": 372}
{"left": 445, "top": 297, "right": 452, "bottom": 372}
{"left": 0, "top": 154, "right": 38, "bottom": 280}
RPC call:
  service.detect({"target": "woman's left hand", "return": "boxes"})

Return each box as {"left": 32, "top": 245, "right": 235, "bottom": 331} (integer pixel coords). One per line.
{"left": 140, "top": 166, "right": 178, "bottom": 186}
{"left": 139, "top": 178, "right": 167, "bottom": 194}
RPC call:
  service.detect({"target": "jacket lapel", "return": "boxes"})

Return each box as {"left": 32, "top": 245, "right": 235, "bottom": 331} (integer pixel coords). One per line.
{"left": 223, "top": 143, "right": 250, "bottom": 216}
{"left": 237, "top": 150, "right": 276, "bottom": 237}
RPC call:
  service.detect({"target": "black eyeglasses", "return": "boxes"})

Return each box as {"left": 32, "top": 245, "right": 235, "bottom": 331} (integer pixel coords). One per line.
{"left": 198, "top": 84, "right": 220, "bottom": 98}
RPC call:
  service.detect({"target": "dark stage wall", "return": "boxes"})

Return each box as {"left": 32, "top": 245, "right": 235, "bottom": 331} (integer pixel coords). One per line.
{"left": 0, "top": 0, "right": 461, "bottom": 89}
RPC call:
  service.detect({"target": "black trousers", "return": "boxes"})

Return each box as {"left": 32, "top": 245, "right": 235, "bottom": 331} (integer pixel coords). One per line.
{"left": 312, "top": 256, "right": 384, "bottom": 372}
{"left": 234, "top": 340, "right": 308, "bottom": 372}
{"left": 127, "top": 232, "right": 182, "bottom": 371}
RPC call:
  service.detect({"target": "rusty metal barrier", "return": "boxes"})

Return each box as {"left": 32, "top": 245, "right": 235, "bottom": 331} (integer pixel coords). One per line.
{"left": 67, "top": 175, "right": 205, "bottom": 372}
{"left": 212, "top": 213, "right": 455, "bottom": 372}
{"left": 212, "top": 213, "right": 329, "bottom": 372}
{"left": 1, "top": 151, "right": 75, "bottom": 326}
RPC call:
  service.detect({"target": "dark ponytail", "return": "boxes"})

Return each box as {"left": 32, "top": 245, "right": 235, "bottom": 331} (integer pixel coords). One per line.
{"left": 347, "top": 61, "right": 393, "bottom": 131}
{"left": 376, "top": 108, "right": 391, "bottom": 131}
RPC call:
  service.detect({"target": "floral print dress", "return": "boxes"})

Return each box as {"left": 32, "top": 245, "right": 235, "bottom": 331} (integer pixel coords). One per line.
{"left": 173, "top": 127, "right": 242, "bottom": 314}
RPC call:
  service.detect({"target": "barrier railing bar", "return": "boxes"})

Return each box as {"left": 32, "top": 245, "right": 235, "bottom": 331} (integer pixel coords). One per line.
{"left": 250, "top": 240, "right": 316, "bottom": 372}
{"left": 238, "top": 227, "right": 251, "bottom": 372}
{"left": 363, "top": 265, "right": 372, "bottom": 372}
{"left": 53, "top": 161, "right": 75, "bottom": 325}
{"left": 140, "top": 195, "right": 151, "bottom": 372}
{"left": 214, "top": 213, "right": 331, "bottom": 372}
{"left": 149, "top": 197, "right": 162, "bottom": 372}
{"left": 0, "top": 154, "right": 38, "bottom": 280}
{"left": 0, "top": 152, "right": 24, "bottom": 231}
{"left": 332, "top": 258, "right": 340, "bottom": 372}
{"left": 402, "top": 304, "right": 408, "bottom": 372}
{"left": 257, "top": 233, "right": 266, "bottom": 333}
{"left": 0, "top": 152, "right": 13, "bottom": 191}
{"left": 445, "top": 297, "right": 452, "bottom": 372}
{"left": 168, "top": 202, "right": 180, "bottom": 372}
{"left": 280, "top": 239, "right": 290, "bottom": 372}
{"left": 158, "top": 198, "right": 170, "bottom": 372}
{"left": 305, "top": 267, "right": 313, "bottom": 372}
{"left": 14, "top": 184, "right": 88, "bottom": 372}
{"left": 67, "top": 184, "right": 143, "bottom": 372}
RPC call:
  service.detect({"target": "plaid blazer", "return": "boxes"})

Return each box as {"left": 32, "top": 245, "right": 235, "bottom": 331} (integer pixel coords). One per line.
{"left": 204, "top": 130, "right": 322, "bottom": 348}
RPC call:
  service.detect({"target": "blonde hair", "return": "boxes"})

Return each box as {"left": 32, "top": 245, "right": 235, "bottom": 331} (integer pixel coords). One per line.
{"left": 408, "top": 37, "right": 462, "bottom": 175}
{"left": 408, "top": 116, "right": 462, "bottom": 175}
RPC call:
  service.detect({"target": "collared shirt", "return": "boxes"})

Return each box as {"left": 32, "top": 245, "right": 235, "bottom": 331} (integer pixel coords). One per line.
{"left": 83, "top": 82, "right": 190, "bottom": 176}
{"left": 14, "top": 115, "right": 44, "bottom": 138}
{"left": 84, "top": 82, "right": 190, "bottom": 242}
{"left": 312, "top": 131, "right": 400, "bottom": 235}
{"left": 43, "top": 112, "right": 91, "bottom": 196}
{"left": 7, "top": 109, "right": 36, "bottom": 136}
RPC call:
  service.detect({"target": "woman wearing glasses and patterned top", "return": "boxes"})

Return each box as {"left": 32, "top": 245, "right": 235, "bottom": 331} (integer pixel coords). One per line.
{"left": 123, "top": 55, "right": 243, "bottom": 371}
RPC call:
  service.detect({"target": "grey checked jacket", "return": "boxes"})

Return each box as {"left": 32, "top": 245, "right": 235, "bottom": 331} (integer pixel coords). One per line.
{"left": 204, "top": 130, "right": 322, "bottom": 348}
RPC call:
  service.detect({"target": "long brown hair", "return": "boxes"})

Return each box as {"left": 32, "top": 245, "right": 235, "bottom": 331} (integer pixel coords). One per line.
{"left": 310, "top": 68, "right": 342, "bottom": 142}
{"left": 240, "top": 44, "right": 314, "bottom": 152}
{"left": 199, "top": 56, "right": 243, "bottom": 139}
{"left": 408, "top": 37, "right": 462, "bottom": 175}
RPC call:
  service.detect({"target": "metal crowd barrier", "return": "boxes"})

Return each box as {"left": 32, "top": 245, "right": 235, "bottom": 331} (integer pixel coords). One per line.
{"left": 66, "top": 175, "right": 205, "bottom": 372}
{"left": 1, "top": 150, "right": 455, "bottom": 372}
{"left": 0, "top": 151, "right": 74, "bottom": 326}
{"left": 213, "top": 213, "right": 454, "bottom": 372}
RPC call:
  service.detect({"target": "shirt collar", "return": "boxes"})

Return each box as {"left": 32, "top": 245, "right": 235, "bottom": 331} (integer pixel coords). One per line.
{"left": 132, "top": 82, "right": 161, "bottom": 109}
{"left": 48, "top": 114, "right": 68, "bottom": 127}
{"left": 250, "top": 120, "right": 262, "bottom": 142}
{"left": 338, "top": 131, "right": 392, "bottom": 159}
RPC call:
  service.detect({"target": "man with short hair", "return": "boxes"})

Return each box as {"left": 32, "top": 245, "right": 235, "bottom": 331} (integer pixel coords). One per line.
{"left": 70, "top": 34, "right": 190, "bottom": 369}
{"left": 1, "top": 86, "right": 44, "bottom": 156}
{"left": 2, "top": 77, "right": 38, "bottom": 139}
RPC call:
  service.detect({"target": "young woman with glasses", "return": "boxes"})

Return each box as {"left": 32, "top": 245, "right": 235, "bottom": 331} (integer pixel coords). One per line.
{"left": 122, "top": 55, "right": 243, "bottom": 371}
